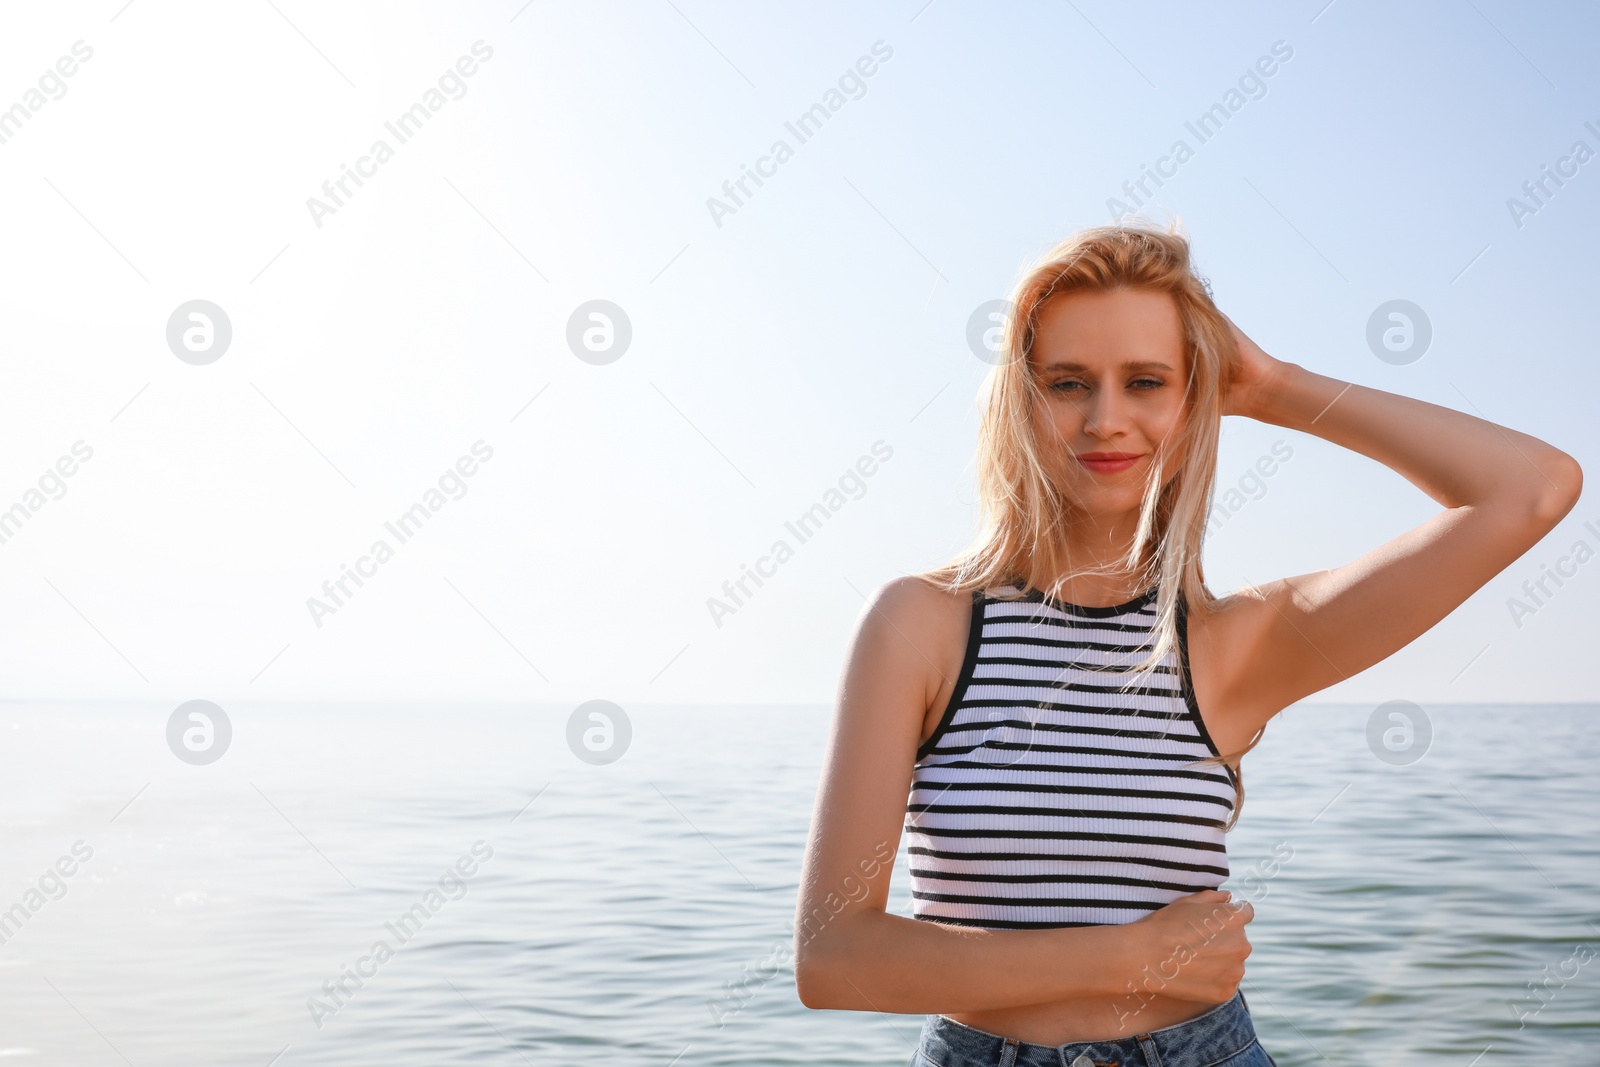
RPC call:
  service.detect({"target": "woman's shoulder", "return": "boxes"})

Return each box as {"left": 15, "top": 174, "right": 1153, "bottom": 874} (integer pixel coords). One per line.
{"left": 869, "top": 572, "right": 979, "bottom": 623}
{"left": 860, "top": 574, "right": 980, "bottom": 722}
{"left": 861, "top": 574, "right": 977, "bottom": 665}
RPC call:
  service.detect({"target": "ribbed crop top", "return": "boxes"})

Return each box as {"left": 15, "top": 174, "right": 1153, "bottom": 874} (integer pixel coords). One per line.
{"left": 903, "top": 582, "right": 1235, "bottom": 930}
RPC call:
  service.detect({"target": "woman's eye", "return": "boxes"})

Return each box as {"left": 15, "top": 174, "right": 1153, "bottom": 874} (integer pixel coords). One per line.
{"left": 1050, "top": 379, "right": 1163, "bottom": 392}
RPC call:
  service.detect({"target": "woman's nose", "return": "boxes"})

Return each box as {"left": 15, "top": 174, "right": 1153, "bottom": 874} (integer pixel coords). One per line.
{"left": 1083, "top": 393, "right": 1130, "bottom": 436}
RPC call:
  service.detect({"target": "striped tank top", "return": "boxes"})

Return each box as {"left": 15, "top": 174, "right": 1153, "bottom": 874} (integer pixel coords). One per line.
{"left": 903, "top": 581, "right": 1235, "bottom": 929}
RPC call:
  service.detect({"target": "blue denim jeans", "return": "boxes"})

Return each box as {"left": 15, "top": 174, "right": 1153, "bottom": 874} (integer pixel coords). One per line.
{"left": 910, "top": 991, "right": 1276, "bottom": 1067}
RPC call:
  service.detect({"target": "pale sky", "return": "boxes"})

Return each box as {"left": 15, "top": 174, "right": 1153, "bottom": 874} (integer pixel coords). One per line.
{"left": 0, "top": 0, "right": 1594, "bottom": 705}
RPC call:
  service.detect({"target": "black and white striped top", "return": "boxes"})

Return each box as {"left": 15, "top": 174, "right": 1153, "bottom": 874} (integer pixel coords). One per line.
{"left": 904, "top": 582, "right": 1235, "bottom": 930}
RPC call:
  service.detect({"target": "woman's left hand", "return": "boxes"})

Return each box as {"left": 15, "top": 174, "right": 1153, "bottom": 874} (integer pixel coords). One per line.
{"left": 1219, "top": 314, "right": 1292, "bottom": 419}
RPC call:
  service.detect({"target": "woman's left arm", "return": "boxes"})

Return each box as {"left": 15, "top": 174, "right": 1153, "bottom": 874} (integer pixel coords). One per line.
{"left": 1211, "top": 317, "right": 1584, "bottom": 726}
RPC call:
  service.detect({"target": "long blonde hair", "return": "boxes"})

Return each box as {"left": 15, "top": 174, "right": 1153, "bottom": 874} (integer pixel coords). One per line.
{"left": 919, "top": 218, "right": 1261, "bottom": 828}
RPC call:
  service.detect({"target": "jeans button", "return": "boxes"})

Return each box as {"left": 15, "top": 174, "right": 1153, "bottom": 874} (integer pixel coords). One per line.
{"left": 1070, "top": 1054, "right": 1094, "bottom": 1067}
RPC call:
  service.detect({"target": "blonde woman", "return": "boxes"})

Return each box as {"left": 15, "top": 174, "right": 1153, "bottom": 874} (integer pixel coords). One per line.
{"left": 792, "top": 223, "right": 1581, "bottom": 1066}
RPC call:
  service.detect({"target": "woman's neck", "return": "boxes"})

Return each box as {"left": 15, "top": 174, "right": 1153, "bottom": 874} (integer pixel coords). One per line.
{"left": 1033, "top": 545, "right": 1157, "bottom": 606}
{"left": 1041, "top": 574, "right": 1154, "bottom": 606}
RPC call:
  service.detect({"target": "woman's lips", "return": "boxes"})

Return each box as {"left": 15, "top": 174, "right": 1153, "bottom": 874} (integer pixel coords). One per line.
{"left": 1077, "top": 454, "right": 1140, "bottom": 474}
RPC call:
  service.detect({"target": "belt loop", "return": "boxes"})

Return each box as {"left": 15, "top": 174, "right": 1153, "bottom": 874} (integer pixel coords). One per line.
{"left": 1135, "top": 1032, "right": 1162, "bottom": 1067}
{"left": 998, "top": 1036, "right": 1019, "bottom": 1067}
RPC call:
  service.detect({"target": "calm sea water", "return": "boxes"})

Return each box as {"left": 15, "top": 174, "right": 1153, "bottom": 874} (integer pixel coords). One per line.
{"left": 0, "top": 701, "right": 1594, "bottom": 1065}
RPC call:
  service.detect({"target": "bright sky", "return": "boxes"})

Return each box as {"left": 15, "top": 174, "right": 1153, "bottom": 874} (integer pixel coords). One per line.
{"left": 0, "top": 0, "right": 1594, "bottom": 705}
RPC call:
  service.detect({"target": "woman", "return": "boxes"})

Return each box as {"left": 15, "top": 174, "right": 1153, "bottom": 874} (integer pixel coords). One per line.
{"left": 791, "top": 222, "right": 1581, "bottom": 1067}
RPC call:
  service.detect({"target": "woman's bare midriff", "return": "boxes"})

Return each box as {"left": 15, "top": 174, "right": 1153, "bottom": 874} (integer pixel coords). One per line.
{"left": 940, "top": 990, "right": 1228, "bottom": 1045}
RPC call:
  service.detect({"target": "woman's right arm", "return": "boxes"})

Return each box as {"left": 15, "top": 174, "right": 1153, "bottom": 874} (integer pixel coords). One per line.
{"left": 791, "top": 576, "right": 1253, "bottom": 1014}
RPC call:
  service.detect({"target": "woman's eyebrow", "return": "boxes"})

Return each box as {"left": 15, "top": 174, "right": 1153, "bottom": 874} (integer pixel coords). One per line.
{"left": 1038, "top": 360, "right": 1175, "bottom": 372}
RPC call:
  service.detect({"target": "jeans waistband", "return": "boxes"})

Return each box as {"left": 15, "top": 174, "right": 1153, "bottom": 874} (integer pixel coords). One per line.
{"left": 915, "top": 990, "right": 1258, "bottom": 1067}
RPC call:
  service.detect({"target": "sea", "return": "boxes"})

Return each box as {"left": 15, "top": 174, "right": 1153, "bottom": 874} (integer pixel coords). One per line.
{"left": 0, "top": 701, "right": 1594, "bottom": 1065}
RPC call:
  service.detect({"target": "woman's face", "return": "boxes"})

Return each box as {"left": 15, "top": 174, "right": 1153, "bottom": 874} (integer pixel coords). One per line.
{"left": 1029, "top": 286, "right": 1189, "bottom": 508}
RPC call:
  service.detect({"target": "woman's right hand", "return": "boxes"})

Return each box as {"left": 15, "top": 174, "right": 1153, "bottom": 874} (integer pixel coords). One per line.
{"left": 1124, "top": 890, "right": 1254, "bottom": 1005}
